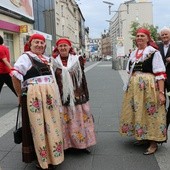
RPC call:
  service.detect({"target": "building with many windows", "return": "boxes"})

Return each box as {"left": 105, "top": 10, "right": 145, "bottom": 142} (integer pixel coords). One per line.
{"left": 88, "top": 38, "right": 102, "bottom": 61}
{"left": 108, "top": 0, "right": 153, "bottom": 57}
{"left": 101, "top": 31, "right": 112, "bottom": 58}
{"left": 0, "top": 0, "right": 86, "bottom": 63}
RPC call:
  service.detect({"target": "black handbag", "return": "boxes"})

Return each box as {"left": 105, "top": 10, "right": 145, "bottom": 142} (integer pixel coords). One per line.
{"left": 13, "top": 105, "right": 22, "bottom": 144}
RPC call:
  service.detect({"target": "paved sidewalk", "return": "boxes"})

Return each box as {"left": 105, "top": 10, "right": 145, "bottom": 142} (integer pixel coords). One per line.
{"left": 0, "top": 61, "right": 170, "bottom": 170}
{"left": 118, "top": 69, "right": 170, "bottom": 170}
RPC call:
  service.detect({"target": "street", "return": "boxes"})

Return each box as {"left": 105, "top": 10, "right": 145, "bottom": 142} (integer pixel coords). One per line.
{"left": 0, "top": 86, "right": 17, "bottom": 117}
{"left": 0, "top": 61, "right": 170, "bottom": 170}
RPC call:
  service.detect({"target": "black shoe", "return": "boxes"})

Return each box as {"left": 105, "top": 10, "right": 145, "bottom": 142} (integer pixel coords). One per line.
{"left": 36, "top": 163, "right": 54, "bottom": 170}
{"left": 81, "top": 148, "right": 91, "bottom": 154}
{"left": 133, "top": 140, "right": 149, "bottom": 146}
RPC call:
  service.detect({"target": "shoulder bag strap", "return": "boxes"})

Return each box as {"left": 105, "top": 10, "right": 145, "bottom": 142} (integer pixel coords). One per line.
{"left": 15, "top": 104, "right": 21, "bottom": 130}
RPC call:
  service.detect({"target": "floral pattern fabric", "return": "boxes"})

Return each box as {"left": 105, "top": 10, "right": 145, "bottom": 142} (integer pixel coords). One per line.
{"left": 27, "top": 82, "right": 64, "bottom": 169}
{"left": 119, "top": 73, "right": 167, "bottom": 142}
{"left": 61, "top": 102, "right": 96, "bottom": 149}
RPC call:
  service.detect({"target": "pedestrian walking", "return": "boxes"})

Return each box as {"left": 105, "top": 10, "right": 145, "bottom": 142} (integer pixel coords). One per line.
{"left": 158, "top": 26, "right": 170, "bottom": 129}
{"left": 11, "top": 33, "right": 64, "bottom": 169}
{"left": 82, "top": 53, "right": 87, "bottom": 64}
{"left": 119, "top": 28, "right": 167, "bottom": 155}
{"left": 0, "top": 35, "right": 17, "bottom": 96}
{"left": 52, "top": 38, "right": 96, "bottom": 152}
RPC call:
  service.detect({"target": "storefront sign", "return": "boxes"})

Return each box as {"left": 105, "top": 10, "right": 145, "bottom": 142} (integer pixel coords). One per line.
{"left": 20, "top": 25, "right": 28, "bottom": 33}
{"left": 116, "top": 37, "right": 125, "bottom": 57}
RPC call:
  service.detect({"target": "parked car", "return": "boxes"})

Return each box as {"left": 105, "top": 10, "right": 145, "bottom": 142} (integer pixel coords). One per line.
{"left": 105, "top": 55, "right": 112, "bottom": 61}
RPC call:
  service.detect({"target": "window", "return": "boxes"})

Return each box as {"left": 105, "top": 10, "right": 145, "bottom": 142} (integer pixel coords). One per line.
{"left": 61, "top": 5, "right": 64, "bottom": 17}
{"left": 62, "top": 25, "right": 64, "bottom": 36}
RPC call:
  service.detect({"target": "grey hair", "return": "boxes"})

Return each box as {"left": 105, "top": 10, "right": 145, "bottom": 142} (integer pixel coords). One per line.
{"left": 159, "top": 26, "right": 170, "bottom": 35}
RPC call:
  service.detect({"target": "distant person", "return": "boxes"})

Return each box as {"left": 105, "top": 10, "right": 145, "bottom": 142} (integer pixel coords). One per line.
{"left": 82, "top": 53, "right": 86, "bottom": 63}
{"left": 11, "top": 34, "right": 64, "bottom": 169}
{"left": 119, "top": 28, "right": 167, "bottom": 155}
{"left": 158, "top": 26, "right": 170, "bottom": 129}
{"left": 52, "top": 38, "right": 96, "bottom": 152}
{"left": 128, "top": 49, "right": 132, "bottom": 57}
{"left": 0, "top": 35, "right": 17, "bottom": 96}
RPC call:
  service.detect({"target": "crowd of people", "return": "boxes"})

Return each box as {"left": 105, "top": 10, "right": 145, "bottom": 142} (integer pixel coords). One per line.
{"left": 1, "top": 26, "right": 170, "bottom": 169}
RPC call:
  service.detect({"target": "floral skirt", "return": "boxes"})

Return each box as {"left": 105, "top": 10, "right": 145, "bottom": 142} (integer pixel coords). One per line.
{"left": 119, "top": 73, "right": 167, "bottom": 142}
{"left": 61, "top": 102, "right": 96, "bottom": 149}
{"left": 27, "top": 82, "right": 64, "bottom": 169}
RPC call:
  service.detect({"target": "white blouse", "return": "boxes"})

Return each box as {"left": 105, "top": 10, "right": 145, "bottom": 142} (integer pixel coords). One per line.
{"left": 126, "top": 46, "right": 166, "bottom": 80}
{"left": 12, "top": 51, "right": 50, "bottom": 81}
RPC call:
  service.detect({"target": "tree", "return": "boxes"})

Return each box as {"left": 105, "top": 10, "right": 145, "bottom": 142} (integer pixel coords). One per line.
{"left": 129, "top": 21, "right": 159, "bottom": 48}
{"left": 129, "top": 21, "right": 140, "bottom": 48}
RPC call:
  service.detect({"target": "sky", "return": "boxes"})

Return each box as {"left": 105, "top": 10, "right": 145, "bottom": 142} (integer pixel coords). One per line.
{"left": 76, "top": 0, "right": 170, "bottom": 38}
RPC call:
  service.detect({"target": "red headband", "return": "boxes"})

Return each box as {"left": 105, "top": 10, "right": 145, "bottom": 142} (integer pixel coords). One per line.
{"left": 136, "top": 28, "right": 151, "bottom": 39}
{"left": 29, "top": 34, "right": 45, "bottom": 43}
{"left": 24, "top": 34, "right": 45, "bottom": 52}
{"left": 136, "top": 28, "right": 158, "bottom": 50}
{"left": 56, "top": 38, "right": 72, "bottom": 47}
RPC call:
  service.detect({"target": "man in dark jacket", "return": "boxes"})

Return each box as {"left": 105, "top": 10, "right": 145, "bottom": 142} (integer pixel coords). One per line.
{"left": 158, "top": 26, "right": 170, "bottom": 129}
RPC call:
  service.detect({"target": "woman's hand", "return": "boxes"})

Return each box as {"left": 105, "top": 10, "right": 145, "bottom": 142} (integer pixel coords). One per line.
{"left": 166, "top": 57, "right": 170, "bottom": 63}
{"left": 159, "top": 92, "right": 166, "bottom": 105}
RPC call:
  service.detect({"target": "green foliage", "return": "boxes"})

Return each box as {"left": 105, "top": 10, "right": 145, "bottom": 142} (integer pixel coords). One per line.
{"left": 130, "top": 21, "right": 159, "bottom": 48}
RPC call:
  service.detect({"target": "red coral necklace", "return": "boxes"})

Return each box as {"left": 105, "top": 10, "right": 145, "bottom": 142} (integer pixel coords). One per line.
{"left": 136, "top": 49, "right": 144, "bottom": 59}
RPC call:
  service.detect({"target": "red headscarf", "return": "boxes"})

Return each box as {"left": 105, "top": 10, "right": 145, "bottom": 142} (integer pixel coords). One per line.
{"left": 136, "top": 28, "right": 158, "bottom": 49}
{"left": 56, "top": 38, "right": 72, "bottom": 47}
{"left": 52, "top": 38, "right": 76, "bottom": 58}
{"left": 24, "top": 33, "right": 45, "bottom": 52}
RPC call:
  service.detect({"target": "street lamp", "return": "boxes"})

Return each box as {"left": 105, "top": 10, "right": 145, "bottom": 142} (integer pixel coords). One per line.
{"left": 103, "top": 1, "right": 114, "bottom": 15}
{"left": 124, "top": 0, "right": 135, "bottom": 14}
{"left": 106, "top": 20, "right": 112, "bottom": 23}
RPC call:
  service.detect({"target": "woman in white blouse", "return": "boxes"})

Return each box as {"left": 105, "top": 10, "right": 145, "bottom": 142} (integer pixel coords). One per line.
{"left": 11, "top": 34, "right": 64, "bottom": 169}
{"left": 119, "top": 28, "right": 167, "bottom": 155}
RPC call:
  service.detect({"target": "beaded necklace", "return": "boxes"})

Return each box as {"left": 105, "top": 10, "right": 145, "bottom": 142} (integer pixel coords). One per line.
{"left": 135, "top": 49, "right": 144, "bottom": 59}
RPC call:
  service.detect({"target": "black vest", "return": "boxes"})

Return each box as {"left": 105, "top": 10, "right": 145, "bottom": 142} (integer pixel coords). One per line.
{"left": 23, "top": 56, "right": 51, "bottom": 81}
{"left": 129, "top": 52, "right": 155, "bottom": 73}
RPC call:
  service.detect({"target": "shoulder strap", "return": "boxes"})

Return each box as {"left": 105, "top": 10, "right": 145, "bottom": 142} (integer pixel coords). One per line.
{"left": 23, "top": 53, "right": 43, "bottom": 75}
{"left": 15, "top": 104, "right": 21, "bottom": 130}
{"left": 23, "top": 52, "right": 35, "bottom": 65}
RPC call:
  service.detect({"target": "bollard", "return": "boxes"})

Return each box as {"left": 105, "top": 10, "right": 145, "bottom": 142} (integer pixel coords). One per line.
{"left": 112, "top": 57, "right": 121, "bottom": 70}
{"left": 123, "top": 58, "right": 128, "bottom": 70}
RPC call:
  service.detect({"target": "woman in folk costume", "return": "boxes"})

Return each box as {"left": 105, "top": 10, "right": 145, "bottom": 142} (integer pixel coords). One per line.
{"left": 119, "top": 28, "right": 167, "bottom": 155}
{"left": 52, "top": 38, "right": 96, "bottom": 152}
{"left": 11, "top": 34, "right": 64, "bottom": 169}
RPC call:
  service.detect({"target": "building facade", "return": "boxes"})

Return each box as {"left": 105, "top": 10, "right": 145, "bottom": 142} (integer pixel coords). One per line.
{"left": 101, "top": 31, "right": 112, "bottom": 58}
{"left": 0, "top": 0, "right": 86, "bottom": 63}
{"left": 54, "top": 0, "right": 85, "bottom": 53}
{"left": 88, "top": 38, "right": 102, "bottom": 60}
{"left": 0, "top": 0, "right": 34, "bottom": 64}
{"left": 108, "top": 0, "right": 153, "bottom": 57}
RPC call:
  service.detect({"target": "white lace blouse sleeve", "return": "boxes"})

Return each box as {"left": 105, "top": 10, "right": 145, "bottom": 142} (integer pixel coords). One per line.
{"left": 12, "top": 54, "right": 32, "bottom": 81}
{"left": 51, "top": 57, "right": 57, "bottom": 71}
{"left": 152, "top": 51, "right": 166, "bottom": 80}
